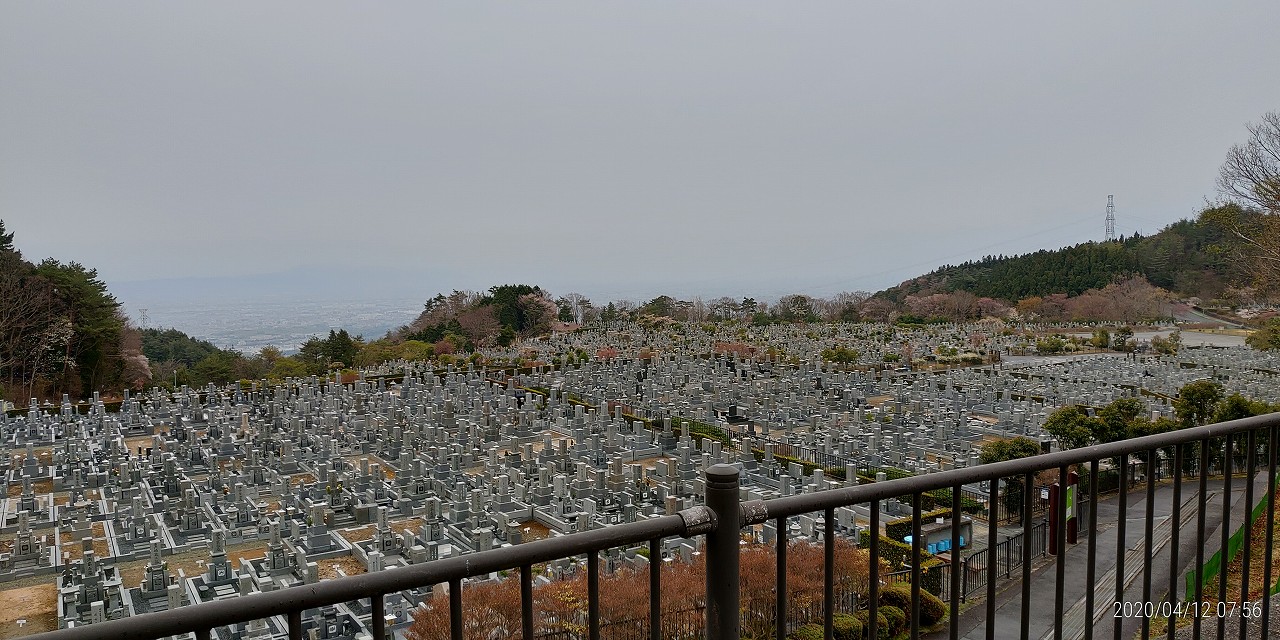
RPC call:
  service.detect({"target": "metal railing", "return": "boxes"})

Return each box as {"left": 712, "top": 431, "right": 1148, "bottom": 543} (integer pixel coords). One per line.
{"left": 953, "top": 519, "right": 1048, "bottom": 602}
{"left": 26, "top": 412, "right": 1280, "bottom": 640}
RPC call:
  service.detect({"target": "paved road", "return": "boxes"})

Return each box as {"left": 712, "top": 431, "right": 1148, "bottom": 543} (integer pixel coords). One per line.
{"left": 1169, "top": 305, "right": 1244, "bottom": 329}
{"left": 930, "top": 473, "right": 1264, "bottom": 640}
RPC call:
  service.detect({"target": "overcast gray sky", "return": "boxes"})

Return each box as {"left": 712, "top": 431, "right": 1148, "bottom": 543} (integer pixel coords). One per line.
{"left": 3, "top": 1, "right": 1278, "bottom": 304}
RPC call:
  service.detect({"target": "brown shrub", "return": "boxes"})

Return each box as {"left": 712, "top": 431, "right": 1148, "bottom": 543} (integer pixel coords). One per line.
{"left": 406, "top": 540, "right": 871, "bottom": 640}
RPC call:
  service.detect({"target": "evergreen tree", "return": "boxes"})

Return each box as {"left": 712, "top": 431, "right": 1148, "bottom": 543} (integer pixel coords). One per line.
{"left": 0, "top": 220, "right": 13, "bottom": 252}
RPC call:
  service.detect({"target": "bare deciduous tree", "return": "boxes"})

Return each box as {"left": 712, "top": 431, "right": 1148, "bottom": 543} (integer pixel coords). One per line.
{"left": 119, "top": 323, "right": 152, "bottom": 389}
{"left": 858, "top": 297, "right": 898, "bottom": 323}
{"left": 516, "top": 293, "right": 557, "bottom": 336}
{"left": 561, "top": 292, "right": 591, "bottom": 323}
{"left": 825, "top": 290, "right": 870, "bottom": 321}
{"left": 709, "top": 296, "right": 739, "bottom": 320}
{"left": 1218, "top": 111, "right": 1280, "bottom": 213}
{"left": 457, "top": 306, "right": 502, "bottom": 347}
{"left": 1214, "top": 112, "right": 1280, "bottom": 291}
{"left": 0, "top": 261, "right": 69, "bottom": 398}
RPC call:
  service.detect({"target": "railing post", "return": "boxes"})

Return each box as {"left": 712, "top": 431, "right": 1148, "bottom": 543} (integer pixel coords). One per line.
{"left": 705, "top": 464, "right": 741, "bottom": 640}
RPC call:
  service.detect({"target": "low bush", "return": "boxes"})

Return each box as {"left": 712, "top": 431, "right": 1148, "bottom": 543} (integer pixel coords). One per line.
{"left": 884, "top": 509, "right": 950, "bottom": 541}
{"left": 858, "top": 536, "right": 913, "bottom": 568}
{"left": 918, "top": 588, "right": 947, "bottom": 626}
{"left": 877, "top": 583, "right": 912, "bottom": 610}
{"left": 880, "top": 605, "right": 906, "bottom": 636}
{"left": 832, "top": 613, "right": 863, "bottom": 640}
{"left": 876, "top": 582, "right": 948, "bottom": 627}
{"left": 788, "top": 623, "right": 824, "bottom": 640}
{"left": 854, "top": 610, "right": 890, "bottom": 640}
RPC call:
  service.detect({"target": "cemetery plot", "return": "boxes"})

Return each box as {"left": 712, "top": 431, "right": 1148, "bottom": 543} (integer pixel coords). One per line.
{"left": 0, "top": 321, "right": 1273, "bottom": 638}
{"left": 0, "top": 584, "right": 57, "bottom": 638}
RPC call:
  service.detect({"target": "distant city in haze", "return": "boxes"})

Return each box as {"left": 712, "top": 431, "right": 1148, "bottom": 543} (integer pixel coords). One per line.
{"left": 107, "top": 264, "right": 923, "bottom": 354}
{"left": 130, "top": 297, "right": 421, "bottom": 355}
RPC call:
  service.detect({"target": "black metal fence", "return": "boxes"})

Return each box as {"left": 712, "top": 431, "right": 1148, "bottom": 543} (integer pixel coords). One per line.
{"left": 949, "top": 519, "right": 1048, "bottom": 603}
{"left": 25, "top": 412, "right": 1280, "bottom": 640}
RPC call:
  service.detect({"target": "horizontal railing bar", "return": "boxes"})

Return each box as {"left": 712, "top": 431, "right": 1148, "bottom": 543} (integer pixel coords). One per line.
{"left": 749, "top": 413, "right": 1280, "bottom": 522}
{"left": 27, "top": 511, "right": 703, "bottom": 640}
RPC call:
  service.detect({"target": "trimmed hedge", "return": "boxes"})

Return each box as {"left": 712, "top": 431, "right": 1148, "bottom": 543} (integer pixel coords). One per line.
{"left": 754, "top": 449, "right": 823, "bottom": 475}
{"left": 877, "top": 583, "right": 912, "bottom": 610}
{"left": 919, "top": 488, "right": 985, "bottom": 514}
{"left": 854, "top": 610, "right": 890, "bottom": 640}
{"left": 880, "top": 605, "right": 906, "bottom": 636}
{"left": 671, "top": 418, "right": 731, "bottom": 445}
{"left": 869, "top": 466, "right": 916, "bottom": 481}
{"left": 858, "top": 535, "right": 916, "bottom": 568}
{"left": 878, "top": 583, "right": 947, "bottom": 626}
{"left": 919, "top": 557, "right": 947, "bottom": 596}
{"left": 918, "top": 584, "right": 947, "bottom": 625}
{"left": 832, "top": 613, "right": 863, "bottom": 640}
{"left": 788, "top": 623, "right": 824, "bottom": 640}
{"left": 885, "top": 508, "right": 950, "bottom": 541}
{"left": 627, "top": 410, "right": 732, "bottom": 447}
{"left": 856, "top": 537, "right": 946, "bottom": 597}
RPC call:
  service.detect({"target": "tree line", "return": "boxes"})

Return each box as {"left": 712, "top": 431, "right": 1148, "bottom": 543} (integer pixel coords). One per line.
{"left": 0, "top": 221, "right": 149, "bottom": 402}
{"left": 880, "top": 205, "right": 1257, "bottom": 308}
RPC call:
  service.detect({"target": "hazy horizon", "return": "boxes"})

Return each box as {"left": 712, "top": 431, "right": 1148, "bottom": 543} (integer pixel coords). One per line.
{"left": 5, "top": 2, "right": 1280, "bottom": 316}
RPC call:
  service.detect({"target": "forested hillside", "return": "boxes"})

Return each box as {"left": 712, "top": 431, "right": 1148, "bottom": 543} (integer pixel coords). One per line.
{"left": 0, "top": 221, "right": 150, "bottom": 401}
{"left": 881, "top": 205, "right": 1252, "bottom": 304}
{"left": 398, "top": 284, "right": 561, "bottom": 351}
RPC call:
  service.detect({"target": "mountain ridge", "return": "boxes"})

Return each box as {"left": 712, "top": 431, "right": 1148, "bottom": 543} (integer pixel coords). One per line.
{"left": 876, "top": 206, "right": 1254, "bottom": 306}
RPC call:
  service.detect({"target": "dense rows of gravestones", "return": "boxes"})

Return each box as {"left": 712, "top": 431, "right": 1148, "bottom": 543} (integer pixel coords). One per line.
{"left": 2, "top": 321, "right": 1276, "bottom": 639}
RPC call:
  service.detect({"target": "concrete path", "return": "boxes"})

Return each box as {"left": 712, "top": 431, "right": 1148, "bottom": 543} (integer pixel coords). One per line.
{"left": 929, "top": 474, "right": 1261, "bottom": 640}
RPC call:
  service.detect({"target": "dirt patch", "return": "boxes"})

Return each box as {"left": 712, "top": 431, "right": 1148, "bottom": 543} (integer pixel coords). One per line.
{"left": 318, "top": 555, "right": 367, "bottom": 580}
{"left": 337, "top": 526, "right": 373, "bottom": 544}
{"left": 389, "top": 517, "right": 421, "bottom": 535}
{"left": 631, "top": 455, "right": 670, "bottom": 468}
{"left": 11, "top": 480, "right": 54, "bottom": 497}
{"left": 290, "top": 473, "right": 316, "bottom": 487}
{"left": 117, "top": 559, "right": 150, "bottom": 588}
{"left": 520, "top": 521, "right": 552, "bottom": 542}
{"left": 55, "top": 532, "right": 108, "bottom": 563}
{"left": 117, "top": 542, "right": 269, "bottom": 588}
{"left": 123, "top": 436, "right": 156, "bottom": 454}
{"left": 345, "top": 455, "right": 394, "bottom": 479}
{"left": 0, "top": 583, "right": 57, "bottom": 638}
{"left": 58, "top": 533, "right": 84, "bottom": 563}
{"left": 866, "top": 395, "right": 893, "bottom": 407}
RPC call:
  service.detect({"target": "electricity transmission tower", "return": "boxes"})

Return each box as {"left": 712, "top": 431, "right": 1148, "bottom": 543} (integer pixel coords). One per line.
{"left": 1105, "top": 195, "right": 1116, "bottom": 241}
